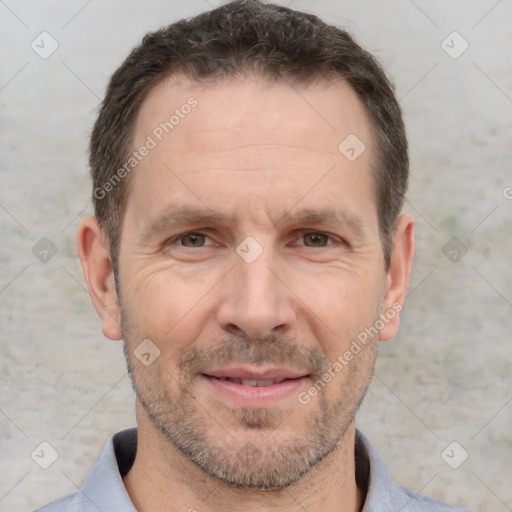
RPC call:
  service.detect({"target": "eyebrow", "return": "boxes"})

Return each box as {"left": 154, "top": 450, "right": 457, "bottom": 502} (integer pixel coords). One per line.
{"left": 270, "top": 207, "right": 366, "bottom": 239}
{"left": 139, "top": 205, "right": 366, "bottom": 241}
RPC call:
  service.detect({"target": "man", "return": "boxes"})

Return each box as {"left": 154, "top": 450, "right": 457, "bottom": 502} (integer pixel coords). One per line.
{"left": 37, "top": 1, "right": 470, "bottom": 510}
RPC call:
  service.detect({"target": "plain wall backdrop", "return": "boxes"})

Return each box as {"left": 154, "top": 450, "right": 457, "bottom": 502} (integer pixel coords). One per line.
{"left": 1, "top": 1, "right": 511, "bottom": 510}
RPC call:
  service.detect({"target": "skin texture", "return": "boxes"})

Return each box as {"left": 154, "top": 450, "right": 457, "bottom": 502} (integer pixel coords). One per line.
{"left": 77, "top": 75, "right": 415, "bottom": 512}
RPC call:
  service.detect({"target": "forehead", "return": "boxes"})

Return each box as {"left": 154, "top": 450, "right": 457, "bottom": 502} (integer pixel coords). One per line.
{"left": 126, "top": 74, "right": 377, "bottom": 230}
{"left": 134, "top": 74, "right": 374, "bottom": 158}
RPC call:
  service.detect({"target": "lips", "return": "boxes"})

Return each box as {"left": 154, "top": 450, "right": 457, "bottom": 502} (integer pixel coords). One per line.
{"left": 203, "top": 367, "right": 307, "bottom": 384}
{"left": 201, "top": 366, "right": 310, "bottom": 405}
{"left": 210, "top": 376, "right": 287, "bottom": 387}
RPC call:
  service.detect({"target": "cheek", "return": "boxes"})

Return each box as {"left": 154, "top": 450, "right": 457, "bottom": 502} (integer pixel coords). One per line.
{"left": 120, "top": 265, "right": 219, "bottom": 352}
{"left": 120, "top": 248, "right": 384, "bottom": 360}
{"left": 299, "top": 270, "right": 383, "bottom": 356}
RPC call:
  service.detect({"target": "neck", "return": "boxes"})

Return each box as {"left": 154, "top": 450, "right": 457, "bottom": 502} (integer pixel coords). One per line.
{"left": 123, "top": 401, "right": 363, "bottom": 512}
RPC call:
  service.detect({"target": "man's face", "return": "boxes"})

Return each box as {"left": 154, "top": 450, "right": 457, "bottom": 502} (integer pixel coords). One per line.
{"left": 117, "top": 75, "right": 389, "bottom": 487}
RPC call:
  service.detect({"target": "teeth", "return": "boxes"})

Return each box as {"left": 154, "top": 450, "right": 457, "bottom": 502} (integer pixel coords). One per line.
{"left": 242, "top": 379, "right": 259, "bottom": 386}
{"left": 221, "top": 378, "right": 286, "bottom": 387}
{"left": 256, "top": 379, "right": 279, "bottom": 387}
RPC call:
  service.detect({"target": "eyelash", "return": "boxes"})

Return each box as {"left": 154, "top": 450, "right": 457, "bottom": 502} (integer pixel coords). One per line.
{"left": 167, "top": 231, "right": 342, "bottom": 249}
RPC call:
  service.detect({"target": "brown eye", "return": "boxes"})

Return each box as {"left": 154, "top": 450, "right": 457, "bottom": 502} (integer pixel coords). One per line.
{"left": 302, "top": 233, "right": 331, "bottom": 247}
{"left": 180, "top": 233, "right": 207, "bottom": 247}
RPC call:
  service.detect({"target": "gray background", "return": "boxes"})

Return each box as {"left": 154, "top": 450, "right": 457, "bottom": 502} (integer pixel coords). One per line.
{"left": 1, "top": 1, "right": 511, "bottom": 510}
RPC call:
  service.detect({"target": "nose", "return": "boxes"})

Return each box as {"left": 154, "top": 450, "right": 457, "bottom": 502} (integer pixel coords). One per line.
{"left": 215, "top": 243, "right": 296, "bottom": 340}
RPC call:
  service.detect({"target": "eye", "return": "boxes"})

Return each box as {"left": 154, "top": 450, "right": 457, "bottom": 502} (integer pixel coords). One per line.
{"left": 300, "top": 232, "right": 334, "bottom": 248}
{"left": 176, "top": 232, "right": 212, "bottom": 248}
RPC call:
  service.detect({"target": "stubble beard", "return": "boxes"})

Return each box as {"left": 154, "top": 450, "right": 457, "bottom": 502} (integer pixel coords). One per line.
{"left": 121, "top": 310, "right": 378, "bottom": 489}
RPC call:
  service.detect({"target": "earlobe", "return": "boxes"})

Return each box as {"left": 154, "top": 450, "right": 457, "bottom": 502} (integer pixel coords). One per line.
{"left": 379, "top": 213, "right": 415, "bottom": 342}
{"left": 76, "top": 216, "right": 123, "bottom": 340}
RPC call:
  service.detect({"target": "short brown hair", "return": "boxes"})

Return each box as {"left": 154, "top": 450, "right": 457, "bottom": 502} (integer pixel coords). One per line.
{"left": 90, "top": 0, "right": 408, "bottom": 271}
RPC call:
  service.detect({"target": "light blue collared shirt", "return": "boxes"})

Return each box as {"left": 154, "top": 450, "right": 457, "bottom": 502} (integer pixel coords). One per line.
{"left": 35, "top": 427, "right": 471, "bottom": 512}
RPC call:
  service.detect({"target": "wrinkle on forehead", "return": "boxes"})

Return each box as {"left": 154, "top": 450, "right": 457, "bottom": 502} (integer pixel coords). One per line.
{"left": 133, "top": 74, "right": 374, "bottom": 159}
{"left": 125, "top": 73, "right": 379, "bottom": 241}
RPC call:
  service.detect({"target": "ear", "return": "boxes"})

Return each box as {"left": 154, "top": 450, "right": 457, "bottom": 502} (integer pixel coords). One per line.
{"left": 378, "top": 213, "right": 415, "bottom": 341}
{"left": 77, "top": 216, "right": 123, "bottom": 340}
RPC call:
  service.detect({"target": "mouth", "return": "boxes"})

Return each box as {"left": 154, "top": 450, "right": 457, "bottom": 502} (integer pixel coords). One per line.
{"left": 210, "top": 376, "right": 290, "bottom": 387}
{"left": 200, "top": 367, "right": 311, "bottom": 405}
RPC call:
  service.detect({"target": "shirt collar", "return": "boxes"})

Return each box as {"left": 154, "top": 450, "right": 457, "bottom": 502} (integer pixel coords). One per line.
{"left": 355, "top": 429, "right": 397, "bottom": 510}
{"left": 78, "top": 427, "right": 397, "bottom": 512}
{"left": 79, "top": 427, "right": 138, "bottom": 512}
